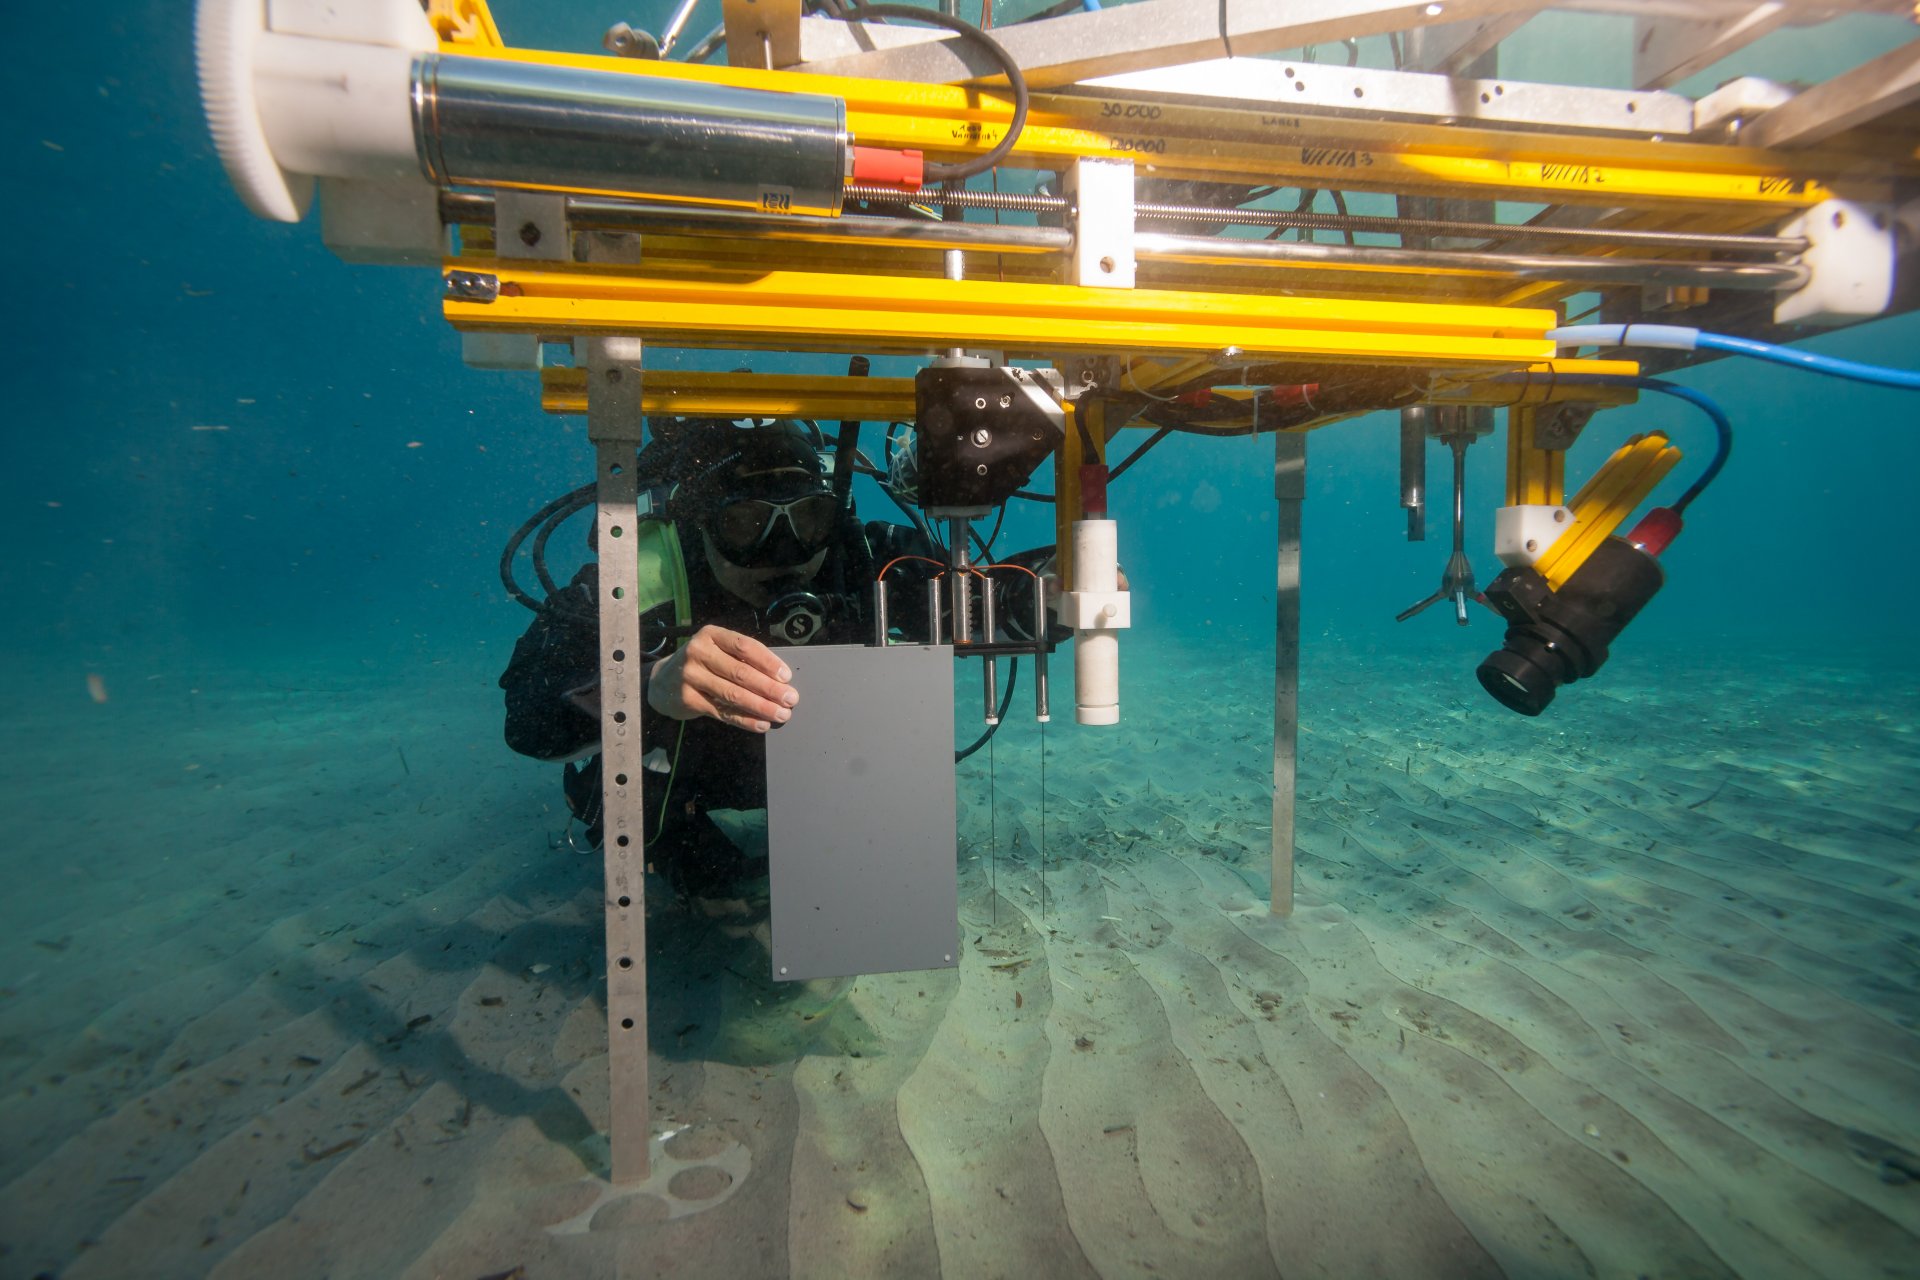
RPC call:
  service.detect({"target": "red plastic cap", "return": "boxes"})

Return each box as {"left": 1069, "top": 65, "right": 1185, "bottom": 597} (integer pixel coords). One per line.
{"left": 1080, "top": 464, "right": 1110, "bottom": 518}
{"left": 850, "top": 147, "right": 924, "bottom": 193}
{"left": 1627, "top": 506, "right": 1683, "bottom": 557}
{"left": 1265, "top": 383, "right": 1321, "bottom": 409}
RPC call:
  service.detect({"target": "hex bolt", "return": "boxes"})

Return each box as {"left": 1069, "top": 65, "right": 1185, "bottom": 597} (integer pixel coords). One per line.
{"left": 998, "top": 394, "right": 1012, "bottom": 409}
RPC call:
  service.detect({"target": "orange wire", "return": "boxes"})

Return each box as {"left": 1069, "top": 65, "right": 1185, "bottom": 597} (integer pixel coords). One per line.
{"left": 878, "top": 554, "right": 949, "bottom": 579}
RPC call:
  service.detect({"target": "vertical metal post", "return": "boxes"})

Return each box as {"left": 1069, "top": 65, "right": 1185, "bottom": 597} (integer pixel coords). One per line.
{"left": 585, "top": 333, "right": 651, "bottom": 1184}
{"left": 1271, "top": 430, "right": 1306, "bottom": 917}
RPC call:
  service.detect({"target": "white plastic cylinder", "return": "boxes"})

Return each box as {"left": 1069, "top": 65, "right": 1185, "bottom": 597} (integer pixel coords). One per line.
{"left": 1073, "top": 519, "right": 1120, "bottom": 725}
{"left": 253, "top": 34, "right": 423, "bottom": 183}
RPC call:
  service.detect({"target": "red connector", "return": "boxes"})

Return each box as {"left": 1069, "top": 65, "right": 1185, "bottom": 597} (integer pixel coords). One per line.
{"left": 1079, "top": 464, "right": 1110, "bottom": 518}
{"left": 1626, "top": 506, "right": 1683, "bottom": 557}
{"left": 850, "top": 146, "right": 925, "bottom": 194}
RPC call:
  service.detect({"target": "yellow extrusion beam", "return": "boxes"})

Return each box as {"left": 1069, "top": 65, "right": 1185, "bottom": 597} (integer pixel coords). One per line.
{"left": 1054, "top": 398, "right": 1106, "bottom": 590}
{"left": 448, "top": 258, "right": 1558, "bottom": 364}
{"left": 541, "top": 369, "right": 916, "bottom": 420}
{"left": 539, "top": 362, "right": 1635, "bottom": 431}
{"left": 1506, "top": 406, "right": 1565, "bottom": 507}
{"left": 428, "top": 42, "right": 1872, "bottom": 211}
{"left": 1536, "top": 433, "right": 1681, "bottom": 589}
{"left": 1431, "top": 359, "right": 1641, "bottom": 406}
{"left": 428, "top": 0, "right": 502, "bottom": 48}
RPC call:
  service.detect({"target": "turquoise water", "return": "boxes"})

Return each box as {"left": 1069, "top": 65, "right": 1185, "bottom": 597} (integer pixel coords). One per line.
{"left": 3, "top": 3, "right": 1917, "bottom": 1277}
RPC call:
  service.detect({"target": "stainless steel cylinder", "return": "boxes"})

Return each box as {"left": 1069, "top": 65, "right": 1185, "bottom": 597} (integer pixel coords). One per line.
{"left": 1033, "top": 589, "right": 1050, "bottom": 723}
{"left": 981, "top": 577, "right": 999, "bottom": 725}
{"left": 1400, "top": 407, "right": 1427, "bottom": 543}
{"left": 949, "top": 517, "right": 973, "bottom": 644}
{"left": 411, "top": 54, "right": 848, "bottom": 216}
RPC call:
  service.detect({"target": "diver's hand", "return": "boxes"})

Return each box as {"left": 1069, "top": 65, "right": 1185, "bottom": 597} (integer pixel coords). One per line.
{"left": 647, "top": 625, "right": 799, "bottom": 734}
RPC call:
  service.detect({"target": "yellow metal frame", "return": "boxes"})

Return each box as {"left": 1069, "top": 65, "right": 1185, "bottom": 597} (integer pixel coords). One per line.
{"left": 430, "top": 0, "right": 1896, "bottom": 545}
{"left": 1536, "top": 433, "right": 1683, "bottom": 589}
{"left": 540, "top": 368, "right": 917, "bottom": 420}
{"left": 449, "top": 258, "right": 1561, "bottom": 364}
{"left": 427, "top": 27, "right": 1878, "bottom": 213}
{"left": 1506, "top": 406, "right": 1566, "bottom": 507}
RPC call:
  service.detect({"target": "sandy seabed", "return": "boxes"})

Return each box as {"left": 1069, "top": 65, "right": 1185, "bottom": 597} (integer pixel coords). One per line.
{"left": 1, "top": 633, "right": 1916, "bottom": 1279}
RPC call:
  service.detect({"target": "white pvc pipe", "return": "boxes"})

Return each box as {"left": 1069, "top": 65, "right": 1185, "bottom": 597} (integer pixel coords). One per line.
{"left": 1073, "top": 519, "right": 1120, "bottom": 726}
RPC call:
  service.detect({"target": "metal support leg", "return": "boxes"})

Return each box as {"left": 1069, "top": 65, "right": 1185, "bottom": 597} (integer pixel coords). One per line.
{"left": 1272, "top": 431, "right": 1305, "bottom": 917}
{"left": 586, "top": 334, "right": 651, "bottom": 1184}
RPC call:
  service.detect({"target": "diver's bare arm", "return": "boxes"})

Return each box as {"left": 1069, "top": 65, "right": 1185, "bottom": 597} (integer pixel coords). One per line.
{"left": 646, "top": 625, "right": 799, "bottom": 734}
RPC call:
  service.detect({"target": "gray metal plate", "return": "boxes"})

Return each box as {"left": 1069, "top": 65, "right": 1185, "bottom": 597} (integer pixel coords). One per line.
{"left": 765, "top": 644, "right": 959, "bottom": 982}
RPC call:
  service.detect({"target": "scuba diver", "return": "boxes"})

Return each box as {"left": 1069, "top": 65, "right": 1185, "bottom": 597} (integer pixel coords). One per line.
{"left": 499, "top": 415, "right": 1051, "bottom": 896}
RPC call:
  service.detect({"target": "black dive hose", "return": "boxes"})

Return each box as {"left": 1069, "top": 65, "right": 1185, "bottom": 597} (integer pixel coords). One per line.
{"left": 842, "top": 4, "right": 1030, "bottom": 183}
{"left": 502, "top": 482, "right": 595, "bottom": 611}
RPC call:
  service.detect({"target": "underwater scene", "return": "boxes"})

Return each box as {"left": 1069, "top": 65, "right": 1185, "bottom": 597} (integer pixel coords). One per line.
{"left": 3, "top": 0, "right": 1917, "bottom": 1277}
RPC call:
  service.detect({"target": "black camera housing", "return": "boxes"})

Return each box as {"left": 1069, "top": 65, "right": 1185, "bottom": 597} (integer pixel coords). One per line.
{"left": 913, "top": 366, "right": 1066, "bottom": 516}
{"left": 1478, "top": 537, "right": 1664, "bottom": 716}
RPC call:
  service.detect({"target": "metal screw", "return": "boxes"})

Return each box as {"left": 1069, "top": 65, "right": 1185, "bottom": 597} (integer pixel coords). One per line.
{"left": 976, "top": 464, "right": 988, "bottom": 475}
{"left": 971, "top": 428, "right": 993, "bottom": 447}
{"left": 974, "top": 397, "right": 988, "bottom": 409}
{"left": 606, "top": 368, "right": 623, "bottom": 383}
{"left": 1099, "top": 255, "right": 1116, "bottom": 273}
{"left": 998, "top": 394, "right": 1012, "bottom": 409}
{"left": 779, "top": 966, "right": 789, "bottom": 975}
{"left": 519, "top": 220, "right": 542, "bottom": 248}
{"left": 944, "top": 954, "right": 953, "bottom": 963}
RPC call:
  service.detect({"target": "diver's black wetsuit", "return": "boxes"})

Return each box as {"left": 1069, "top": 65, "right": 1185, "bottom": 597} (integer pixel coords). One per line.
{"left": 499, "top": 516, "right": 936, "bottom": 875}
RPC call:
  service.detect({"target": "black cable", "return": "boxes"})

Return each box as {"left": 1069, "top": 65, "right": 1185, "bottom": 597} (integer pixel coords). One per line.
{"left": 844, "top": 4, "right": 1029, "bottom": 183}
{"left": 1009, "top": 487, "right": 1055, "bottom": 503}
{"left": 956, "top": 657, "right": 1018, "bottom": 763}
{"left": 977, "top": 503, "right": 1009, "bottom": 559}
{"left": 1329, "top": 189, "right": 1355, "bottom": 246}
{"left": 1107, "top": 425, "right": 1174, "bottom": 482}
{"left": 1266, "top": 188, "right": 1320, "bottom": 241}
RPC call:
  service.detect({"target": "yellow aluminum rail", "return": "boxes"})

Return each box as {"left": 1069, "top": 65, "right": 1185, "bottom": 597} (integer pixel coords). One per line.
{"left": 540, "top": 369, "right": 918, "bottom": 420}
{"left": 1536, "top": 432, "right": 1682, "bottom": 588}
{"left": 450, "top": 259, "right": 1558, "bottom": 365}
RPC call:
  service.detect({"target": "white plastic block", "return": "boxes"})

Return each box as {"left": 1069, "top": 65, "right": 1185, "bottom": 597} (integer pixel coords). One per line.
{"left": 1061, "top": 589, "right": 1132, "bottom": 631}
{"left": 1774, "top": 198, "right": 1895, "bottom": 326}
{"left": 320, "top": 176, "right": 443, "bottom": 264}
{"left": 1065, "top": 158, "right": 1136, "bottom": 290}
{"left": 1494, "top": 504, "right": 1574, "bottom": 569}
{"left": 462, "top": 332, "right": 544, "bottom": 371}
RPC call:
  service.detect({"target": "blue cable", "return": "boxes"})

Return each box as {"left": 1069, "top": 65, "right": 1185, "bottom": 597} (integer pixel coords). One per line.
{"left": 1691, "top": 332, "right": 1920, "bottom": 391}
{"left": 1568, "top": 376, "right": 1733, "bottom": 514}
{"left": 1549, "top": 324, "right": 1920, "bottom": 391}
{"left": 1080, "top": 0, "right": 1101, "bottom": 8}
